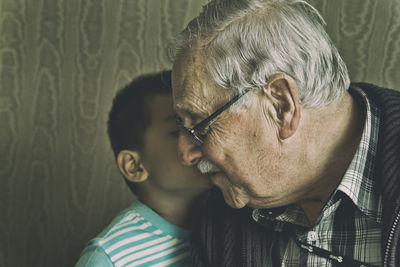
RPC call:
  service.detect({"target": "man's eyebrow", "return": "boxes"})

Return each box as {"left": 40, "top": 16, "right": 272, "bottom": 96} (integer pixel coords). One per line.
{"left": 175, "top": 103, "right": 208, "bottom": 120}
{"left": 174, "top": 103, "right": 190, "bottom": 114}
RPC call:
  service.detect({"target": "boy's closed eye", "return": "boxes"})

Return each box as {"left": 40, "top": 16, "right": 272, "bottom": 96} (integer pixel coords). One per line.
{"left": 168, "top": 129, "right": 180, "bottom": 138}
{"left": 165, "top": 114, "right": 180, "bottom": 138}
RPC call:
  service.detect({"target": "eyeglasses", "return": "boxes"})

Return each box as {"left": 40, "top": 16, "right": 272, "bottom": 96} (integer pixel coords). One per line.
{"left": 175, "top": 88, "right": 253, "bottom": 146}
{"left": 253, "top": 209, "right": 376, "bottom": 267}
{"left": 294, "top": 239, "right": 375, "bottom": 266}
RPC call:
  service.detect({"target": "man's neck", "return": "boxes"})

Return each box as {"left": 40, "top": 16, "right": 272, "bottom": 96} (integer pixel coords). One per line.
{"left": 296, "top": 91, "right": 366, "bottom": 224}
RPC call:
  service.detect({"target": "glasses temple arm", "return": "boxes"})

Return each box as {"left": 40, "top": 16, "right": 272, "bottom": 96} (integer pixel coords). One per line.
{"left": 193, "top": 88, "right": 252, "bottom": 131}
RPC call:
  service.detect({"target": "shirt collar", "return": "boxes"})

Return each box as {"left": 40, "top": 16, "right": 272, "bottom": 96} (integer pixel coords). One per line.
{"left": 335, "top": 86, "right": 382, "bottom": 223}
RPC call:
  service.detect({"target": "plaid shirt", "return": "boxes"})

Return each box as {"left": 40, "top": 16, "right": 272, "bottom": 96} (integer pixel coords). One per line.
{"left": 253, "top": 86, "right": 382, "bottom": 266}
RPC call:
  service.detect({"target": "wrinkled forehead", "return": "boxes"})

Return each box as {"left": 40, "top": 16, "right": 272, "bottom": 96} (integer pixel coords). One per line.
{"left": 172, "top": 48, "right": 226, "bottom": 119}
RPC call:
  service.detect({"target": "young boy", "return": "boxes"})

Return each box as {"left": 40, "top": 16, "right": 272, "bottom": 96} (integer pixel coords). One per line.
{"left": 75, "top": 71, "right": 212, "bottom": 267}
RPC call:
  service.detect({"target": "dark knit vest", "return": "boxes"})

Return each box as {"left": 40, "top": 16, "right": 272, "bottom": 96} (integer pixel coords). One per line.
{"left": 190, "top": 83, "right": 400, "bottom": 267}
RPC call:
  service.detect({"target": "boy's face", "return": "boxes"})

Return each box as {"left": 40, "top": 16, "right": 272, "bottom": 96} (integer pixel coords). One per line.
{"left": 140, "top": 94, "right": 212, "bottom": 195}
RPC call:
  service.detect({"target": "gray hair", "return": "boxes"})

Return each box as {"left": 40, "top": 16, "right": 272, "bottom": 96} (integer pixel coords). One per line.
{"left": 170, "top": 0, "right": 350, "bottom": 108}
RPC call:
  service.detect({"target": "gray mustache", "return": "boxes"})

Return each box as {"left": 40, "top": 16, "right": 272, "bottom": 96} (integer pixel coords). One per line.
{"left": 197, "top": 159, "right": 221, "bottom": 174}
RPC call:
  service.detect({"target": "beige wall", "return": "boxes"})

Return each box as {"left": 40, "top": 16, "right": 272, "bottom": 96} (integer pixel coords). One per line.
{"left": 0, "top": 0, "right": 399, "bottom": 266}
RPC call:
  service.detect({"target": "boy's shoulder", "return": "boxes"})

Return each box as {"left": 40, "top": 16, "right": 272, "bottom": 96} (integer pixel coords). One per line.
{"left": 76, "top": 200, "right": 191, "bottom": 267}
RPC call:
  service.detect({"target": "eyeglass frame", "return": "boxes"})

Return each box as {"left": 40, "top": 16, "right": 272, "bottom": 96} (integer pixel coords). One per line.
{"left": 175, "top": 87, "right": 253, "bottom": 146}
{"left": 253, "top": 209, "right": 376, "bottom": 267}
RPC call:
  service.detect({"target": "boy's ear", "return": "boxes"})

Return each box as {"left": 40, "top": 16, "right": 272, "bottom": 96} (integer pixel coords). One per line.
{"left": 117, "top": 150, "right": 148, "bottom": 183}
{"left": 263, "top": 73, "right": 301, "bottom": 140}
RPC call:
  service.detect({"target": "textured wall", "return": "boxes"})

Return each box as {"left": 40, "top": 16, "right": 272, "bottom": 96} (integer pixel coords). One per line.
{"left": 0, "top": 0, "right": 399, "bottom": 266}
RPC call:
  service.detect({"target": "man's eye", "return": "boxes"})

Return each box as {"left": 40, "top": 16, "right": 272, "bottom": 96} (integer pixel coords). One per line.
{"left": 174, "top": 115, "right": 183, "bottom": 125}
{"left": 196, "top": 126, "right": 211, "bottom": 136}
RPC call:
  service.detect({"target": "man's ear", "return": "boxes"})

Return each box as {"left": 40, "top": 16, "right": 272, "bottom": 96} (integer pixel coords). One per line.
{"left": 264, "top": 73, "right": 301, "bottom": 139}
{"left": 117, "top": 150, "right": 148, "bottom": 183}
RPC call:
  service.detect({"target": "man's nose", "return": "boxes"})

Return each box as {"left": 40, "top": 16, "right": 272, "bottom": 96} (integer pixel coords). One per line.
{"left": 178, "top": 132, "right": 203, "bottom": 166}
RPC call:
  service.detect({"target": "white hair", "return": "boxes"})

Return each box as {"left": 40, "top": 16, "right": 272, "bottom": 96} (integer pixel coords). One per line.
{"left": 170, "top": 0, "right": 350, "bottom": 108}
{"left": 197, "top": 158, "right": 221, "bottom": 174}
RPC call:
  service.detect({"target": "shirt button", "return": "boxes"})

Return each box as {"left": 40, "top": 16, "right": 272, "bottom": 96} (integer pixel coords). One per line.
{"left": 308, "top": 231, "right": 318, "bottom": 242}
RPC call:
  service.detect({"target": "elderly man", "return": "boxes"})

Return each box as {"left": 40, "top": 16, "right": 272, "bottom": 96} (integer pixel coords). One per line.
{"left": 170, "top": 0, "right": 400, "bottom": 266}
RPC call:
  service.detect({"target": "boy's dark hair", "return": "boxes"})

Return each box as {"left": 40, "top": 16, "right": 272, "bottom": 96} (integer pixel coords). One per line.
{"left": 107, "top": 70, "right": 172, "bottom": 194}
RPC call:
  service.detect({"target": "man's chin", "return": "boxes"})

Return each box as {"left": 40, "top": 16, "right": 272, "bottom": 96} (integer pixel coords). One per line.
{"left": 211, "top": 173, "right": 247, "bottom": 209}
{"left": 224, "top": 195, "right": 246, "bottom": 209}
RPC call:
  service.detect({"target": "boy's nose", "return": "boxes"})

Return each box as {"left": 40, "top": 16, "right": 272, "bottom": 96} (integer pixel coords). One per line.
{"left": 178, "top": 132, "right": 203, "bottom": 166}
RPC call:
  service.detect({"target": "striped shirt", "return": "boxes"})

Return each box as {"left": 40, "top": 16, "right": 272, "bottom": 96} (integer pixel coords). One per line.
{"left": 75, "top": 200, "right": 191, "bottom": 267}
{"left": 253, "top": 86, "right": 382, "bottom": 266}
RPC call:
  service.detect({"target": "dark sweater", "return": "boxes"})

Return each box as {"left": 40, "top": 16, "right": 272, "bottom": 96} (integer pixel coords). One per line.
{"left": 190, "top": 83, "right": 400, "bottom": 267}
